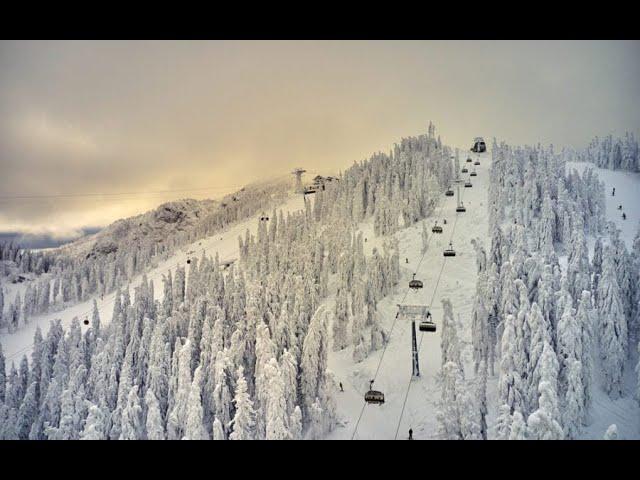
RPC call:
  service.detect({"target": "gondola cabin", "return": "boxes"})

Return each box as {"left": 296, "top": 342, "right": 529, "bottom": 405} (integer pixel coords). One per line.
{"left": 419, "top": 321, "right": 436, "bottom": 332}
{"left": 471, "top": 137, "right": 486, "bottom": 153}
{"left": 445, "top": 188, "right": 454, "bottom": 196}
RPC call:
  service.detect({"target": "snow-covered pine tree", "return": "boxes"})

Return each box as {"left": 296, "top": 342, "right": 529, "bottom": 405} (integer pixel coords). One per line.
{"left": 229, "top": 366, "right": 255, "bottom": 440}
{"left": 597, "top": 247, "right": 627, "bottom": 399}
{"left": 183, "top": 365, "right": 208, "bottom": 440}
{"left": 436, "top": 361, "right": 482, "bottom": 440}
{"left": 526, "top": 341, "right": 564, "bottom": 440}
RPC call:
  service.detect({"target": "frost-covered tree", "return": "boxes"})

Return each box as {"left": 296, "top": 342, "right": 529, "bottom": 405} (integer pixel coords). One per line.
{"left": 119, "top": 385, "right": 144, "bottom": 440}
{"left": 183, "top": 366, "right": 208, "bottom": 440}
{"left": 576, "top": 291, "right": 594, "bottom": 417}
{"left": 144, "top": 389, "right": 165, "bottom": 440}
{"left": 562, "top": 360, "right": 585, "bottom": 439}
{"left": 527, "top": 342, "right": 564, "bottom": 440}
{"left": 80, "top": 404, "right": 107, "bottom": 440}
{"left": 167, "top": 339, "right": 192, "bottom": 439}
{"left": 229, "top": 366, "right": 255, "bottom": 440}
{"left": 263, "top": 358, "right": 289, "bottom": 440}
{"left": 441, "top": 298, "right": 461, "bottom": 368}
{"left": 498, "top": 314, "right": 525, "bottom": 416}
{"left": 509, "top": 411, "right": 527, "bottom": 440}
{"left": 597, "top": 248, "right": 627, "bottom": 399}
{"left": 436, "top": 362, "right": 481, "bottom": 440}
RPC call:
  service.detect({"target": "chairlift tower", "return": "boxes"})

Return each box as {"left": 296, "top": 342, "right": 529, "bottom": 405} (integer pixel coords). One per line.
{"left": 292, "top": 168, "right": 306, "bottom": 194}
{"left": 398, "top": 304, "right": 432, "bottom": 377}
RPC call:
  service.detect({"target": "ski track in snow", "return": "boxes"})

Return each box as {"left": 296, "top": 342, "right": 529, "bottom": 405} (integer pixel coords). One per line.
{"left": 2, "top": 155, "right": 639, "bottom": 440}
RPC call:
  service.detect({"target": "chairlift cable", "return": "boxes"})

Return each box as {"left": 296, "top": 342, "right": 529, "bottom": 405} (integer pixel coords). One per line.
{"left": 350, "top": 187, "right": 450, "bottom": 440}
{"left": 393, "top": 178, "right": 467, "bottom": 439}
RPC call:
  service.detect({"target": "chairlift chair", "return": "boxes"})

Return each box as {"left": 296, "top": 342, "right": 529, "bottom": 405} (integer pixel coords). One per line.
{"left": 466, "top": 157, "right": 473, "bottom": 163}
{"left": 364, "top": 381, "right": 385, "bottom": 405}
{"left": 445, "top": 187, "right": 454, "bottom": 196}
{"left": 443, "top": 242, "right": 456, "bottom": 257}
{"left": 418, "top": 309, "right": 436, "bottom": 332}
{"left": 461, "top": 167, "right": 469, "bottom": 173}
{"left": 409, "top": 273, "right": 424, "bottom": 291}
{"left": 465, "top": 180, "right": 473, "bottom": 187}
{"left": 470, "top": 170, "right": 477, "bottom": 177}
{"left": 474, "top": 160, "right": 480, "bottom": 166}
{"left": 419, "top": 320, "right": 437, "bottom": 332}
{"left": 432, "top": 221, "right": 443, "bottom": 234}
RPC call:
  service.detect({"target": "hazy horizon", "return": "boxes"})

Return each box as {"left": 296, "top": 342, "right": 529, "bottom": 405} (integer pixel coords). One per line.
{"left": 1, "top": 40, "right": 639, "bottom": 242}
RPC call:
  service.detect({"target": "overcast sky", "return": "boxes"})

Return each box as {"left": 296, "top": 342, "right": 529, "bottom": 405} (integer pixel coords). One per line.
{"left": 1, "top": 40, "right": 639, "bottom": 241}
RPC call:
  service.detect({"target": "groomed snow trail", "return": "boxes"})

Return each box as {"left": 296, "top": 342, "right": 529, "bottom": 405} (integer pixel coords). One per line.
{"left": 327, "top": 150, "right": 491, "bottom": 440}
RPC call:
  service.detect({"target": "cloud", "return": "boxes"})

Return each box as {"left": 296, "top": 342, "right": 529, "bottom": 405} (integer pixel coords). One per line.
{"left": 1, "top": 40, "right": 639, "bottom": 240}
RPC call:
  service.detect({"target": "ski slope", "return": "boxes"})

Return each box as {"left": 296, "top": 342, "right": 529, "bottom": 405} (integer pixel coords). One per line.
{"left": 2, "top": 153, "right": 639, "bottom": 440}
{"left": 567, "top": 161, "right": 640, "bottom": 248}
{"left": 0, "top": 193, "right": 306, "bottom": 365}
{"left": 565, "top": 161, "right": 640, "bottom": 439}
{"left": 327, "top": 150, "right": 491, "bottom": 439}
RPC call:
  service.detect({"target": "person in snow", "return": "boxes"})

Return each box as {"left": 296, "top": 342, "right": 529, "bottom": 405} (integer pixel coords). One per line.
{"left": 443, "top": 219, "right": 447, "bottom": 225}
{"left": 409, "top": 428, "right": 413, "bottom": 440}
{"left": 622, "top": 213, "right": 626, "bottom": 220}
{"left": 339, "top": 382, "right": 344, "bottom": 392}
{"left": 618, "top": 205, "right": 623, "bottom": 210}
{"left": 612, "top": 187, "right": 615, "bottom": 196}
{"left": 406, "top": 258, "right": 409, "bottom": 264}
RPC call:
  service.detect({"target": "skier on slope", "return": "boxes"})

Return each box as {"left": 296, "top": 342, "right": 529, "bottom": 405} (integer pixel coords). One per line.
{"left": 622, "top": 213, "right": 626, "bottom": 220}
{"left": 409, "top": 428, "right": 413, "bottom": 440}
{"left": 612, "top": 187, "right": 615, "bottom": 196}
{"left": 339, "top": 382, "right": 344, "bottom": 392}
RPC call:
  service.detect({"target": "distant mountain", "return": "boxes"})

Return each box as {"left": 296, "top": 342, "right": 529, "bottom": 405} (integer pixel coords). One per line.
{"left": 53, "top": 175, "right": 294, "bottom": 262}
{"left": 0, "top": 228, "right": 102, "bottom": 250}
